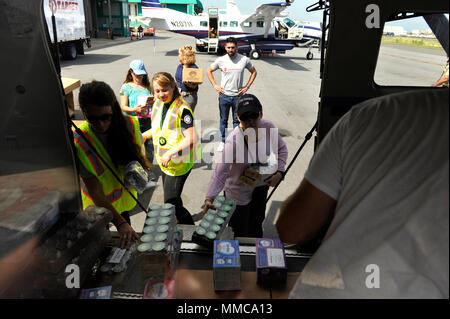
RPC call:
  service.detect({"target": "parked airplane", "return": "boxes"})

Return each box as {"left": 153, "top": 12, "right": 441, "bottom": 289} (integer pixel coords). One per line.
{"left": 140, "top": 0, "right": 322, "bottom": 60}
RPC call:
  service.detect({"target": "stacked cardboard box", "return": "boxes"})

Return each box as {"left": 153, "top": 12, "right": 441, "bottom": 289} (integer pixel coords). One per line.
{"left": 255, "top": 238, "right": 287, "bottom": 287}
{"left": 213, "top": 240, "right": 241, "bottom": 291}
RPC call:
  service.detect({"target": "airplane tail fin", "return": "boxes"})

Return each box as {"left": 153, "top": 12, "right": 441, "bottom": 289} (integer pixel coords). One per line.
{"left": 226, "top": 0, "right": 241, "bottom": 16}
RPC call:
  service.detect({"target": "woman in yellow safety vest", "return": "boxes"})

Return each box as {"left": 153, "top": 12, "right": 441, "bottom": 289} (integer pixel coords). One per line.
{"left": 143, "top": 72, "right": 202, "bottom": 224}
{"left": 74, "top": 80, "right": 150, "bottom": 248}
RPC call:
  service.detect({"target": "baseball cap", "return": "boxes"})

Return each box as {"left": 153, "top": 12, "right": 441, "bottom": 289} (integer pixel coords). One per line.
{"left": 236, "top": 94, "right": 262, "bottom": 118}
{"left": 129, "top": 59, "right": 147, "bottom": 75}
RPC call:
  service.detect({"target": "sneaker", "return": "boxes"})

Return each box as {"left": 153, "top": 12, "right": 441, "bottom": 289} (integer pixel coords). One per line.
{"left": 144, "top": 180, "right": 157, "bottom": 190}
{"left": 216, "top": 142, "right": 225, "bottom": 152}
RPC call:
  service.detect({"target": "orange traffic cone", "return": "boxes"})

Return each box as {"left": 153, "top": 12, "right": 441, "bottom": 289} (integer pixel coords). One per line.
{"left": 107, "top": 28, "right": 110, "bottom": 39}
{"left": 130, "top": 32, "right": 133, "bottom": 40}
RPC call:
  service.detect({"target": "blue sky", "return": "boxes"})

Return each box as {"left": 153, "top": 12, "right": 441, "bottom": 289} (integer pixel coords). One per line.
{"left": 200, "top": 0, "right": 447, "bottom": 31}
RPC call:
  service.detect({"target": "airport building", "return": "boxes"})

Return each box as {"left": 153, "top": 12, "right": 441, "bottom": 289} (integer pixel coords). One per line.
{"left": 383, "top": 25, "right": 408, "bottom": 36}
{"left": 159, "top": 0, "right": 204, "bottom": 15}
{"left": 81, "top": 0, "right": 206, "bottom": 38}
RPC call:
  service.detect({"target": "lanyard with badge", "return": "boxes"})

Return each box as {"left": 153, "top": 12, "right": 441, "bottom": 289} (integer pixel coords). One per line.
{"left": 159, "top": 102, "right": 172, "bottom": 146}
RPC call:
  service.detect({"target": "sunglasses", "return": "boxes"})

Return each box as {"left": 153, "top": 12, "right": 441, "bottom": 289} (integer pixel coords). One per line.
{"left": 239, "top": 112, "right": 259, "bottom": 122}
{"left": 85, "top": 113, "right": 113, "bottom": 123}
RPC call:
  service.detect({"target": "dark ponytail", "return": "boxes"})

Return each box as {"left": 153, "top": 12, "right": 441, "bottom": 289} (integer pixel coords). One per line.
{"left": 79, "top": 80, "right": 150, "bottom": 171}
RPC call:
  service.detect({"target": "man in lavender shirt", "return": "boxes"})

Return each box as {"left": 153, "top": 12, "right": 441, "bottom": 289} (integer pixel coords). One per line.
{"left": 202, "top": 94, "right": 288, "bottom": 237}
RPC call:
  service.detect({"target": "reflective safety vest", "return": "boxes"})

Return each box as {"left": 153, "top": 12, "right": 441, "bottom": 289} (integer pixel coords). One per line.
{"left": 73, "top": 115, "right": 142, "bottom": 213}
{"left": 151, "top": 97, "right": 202, "bottom": 176}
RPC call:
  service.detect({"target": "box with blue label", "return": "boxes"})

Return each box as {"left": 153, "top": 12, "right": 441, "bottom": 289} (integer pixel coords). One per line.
{"left": 256, "top": 238, "right": 287, "bottom": 287}
{"left": 213, "top": 240, "right": 241, "bottom": 291}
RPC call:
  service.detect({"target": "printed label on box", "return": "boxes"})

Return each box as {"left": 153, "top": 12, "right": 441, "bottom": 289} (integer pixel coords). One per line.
{"left": 267, "top": 248, "right": 285, "bottom": 268}
{"left": 213, "top": 240, "right": 240, "bottom": 268}
{"left": 80, "top": 286, "right": 112, "bottom": 299}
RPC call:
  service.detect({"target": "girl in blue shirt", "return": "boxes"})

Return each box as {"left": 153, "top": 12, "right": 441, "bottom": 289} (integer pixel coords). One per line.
{"left": 120, "top": 60, "right": 156, "bottom": 175}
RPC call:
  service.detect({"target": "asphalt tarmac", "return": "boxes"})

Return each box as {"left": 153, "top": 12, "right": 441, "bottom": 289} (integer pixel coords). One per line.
{"left": 60, "top": 31, "right": 447, "bottom": 234}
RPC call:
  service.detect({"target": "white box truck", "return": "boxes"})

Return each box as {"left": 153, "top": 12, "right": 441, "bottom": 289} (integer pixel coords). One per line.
{"left": 43, "top": 0, "right": 90, "bottom": 60}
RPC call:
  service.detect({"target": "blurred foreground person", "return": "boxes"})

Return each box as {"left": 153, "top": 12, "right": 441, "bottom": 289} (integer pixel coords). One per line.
{"left": 277, "top": 89, "right": 449, "bottom": 298}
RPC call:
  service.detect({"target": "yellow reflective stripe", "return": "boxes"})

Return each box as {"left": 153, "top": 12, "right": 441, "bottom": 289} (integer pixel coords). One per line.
{"left": 105, "top": 187, "right": 123, "bottom": 203}
{"left": 81, "top": 179, "right": 124, "bottom": 205}
{"left": 74, "top": 131, "right": 105, "bottom": 175}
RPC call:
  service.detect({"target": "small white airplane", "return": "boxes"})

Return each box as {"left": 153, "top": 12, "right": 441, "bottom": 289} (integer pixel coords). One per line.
{"left": 140, "top": 0, "right": 322, "bottom": 60}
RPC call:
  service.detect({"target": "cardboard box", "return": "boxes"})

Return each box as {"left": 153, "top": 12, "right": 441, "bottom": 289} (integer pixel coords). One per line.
{"left": 256, "top": 238, "right": 287, "bottom": 287}
{"left": 213, "top": 240, "right": 241, "bottom": 291}
{"left": 182, "top": 67, "right": 204, "bottom": 84}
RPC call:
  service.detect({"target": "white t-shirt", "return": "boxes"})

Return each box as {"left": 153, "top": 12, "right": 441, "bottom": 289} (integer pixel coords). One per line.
{"left": 210, "top": 53, "right": 253, "bottom": 96}
{"left": 290, "top": 89, "right": 449, "bottom": 298}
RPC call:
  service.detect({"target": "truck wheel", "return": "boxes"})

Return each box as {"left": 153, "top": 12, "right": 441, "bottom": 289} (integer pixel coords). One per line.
{"left": 250, "top": 49, "right": 261, "bottom": 60}
{"left": 76, "top": 40, "right": 84, "bottom": 55}
{"left": 62, "top": 43, "right": 77, "bottom": 60}
{"left": 196, "top": 44, "right": 207, "bottom": 53}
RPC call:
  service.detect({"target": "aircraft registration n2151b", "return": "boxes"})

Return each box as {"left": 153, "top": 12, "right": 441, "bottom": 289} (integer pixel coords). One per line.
{"left": 140, "top": 0, "right": 322, "bottom": 60}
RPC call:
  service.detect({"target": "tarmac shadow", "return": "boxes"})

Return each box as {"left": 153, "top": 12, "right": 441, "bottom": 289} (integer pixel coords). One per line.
{"left": 60, "top": 53, "right": 129, "bottom": 66}
{"left": 164, "top": 49, "right": 180, "bottom": 56}
{"left": 151, "top": 35, "right": 171, "bottom": 40}
{"left": 260, "top": 56, "right": 310, "bottom": 71}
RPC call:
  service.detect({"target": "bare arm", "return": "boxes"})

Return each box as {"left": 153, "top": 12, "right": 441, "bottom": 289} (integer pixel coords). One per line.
{"left": 276, "top": 179, "right": 336, "bottom": 244}
{"left": 120, "top": 94, "right": 135, "bottom": 113}
{"left": 238, "top": 67, "right": 257, "bottom": 95}
{"left": 247, "top": 67, "right": 257, "bottom": 88}
{"left": 142, "top": 128, "right": 153, "bottom": 142}
{"left": 432, "top": 75, "right": 449, "bottom": 87}
{"left": 82, "top": 176, "right": 139, "bottom": 248}
{"left": 206, "top": 66, "right": 224, "bottom": 93}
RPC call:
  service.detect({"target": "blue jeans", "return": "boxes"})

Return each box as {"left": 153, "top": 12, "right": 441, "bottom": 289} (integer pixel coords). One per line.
{"left": 219, "top": 94, "right": 240, "bottom": 142}
{"left": 183, "top": 92, "right": 198, "bottom": 112}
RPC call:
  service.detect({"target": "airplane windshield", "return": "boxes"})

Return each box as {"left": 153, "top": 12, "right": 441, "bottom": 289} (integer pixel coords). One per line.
{"left": 283, "top": 18, "right": 296, "bottom": 28}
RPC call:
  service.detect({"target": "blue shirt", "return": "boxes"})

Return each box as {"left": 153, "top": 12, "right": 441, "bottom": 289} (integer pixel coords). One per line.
{"left": 119, "top": 83, "right": 152, "bottom": 117}
{"left": 175, "top": 63, "right": 199, "bottom": 93}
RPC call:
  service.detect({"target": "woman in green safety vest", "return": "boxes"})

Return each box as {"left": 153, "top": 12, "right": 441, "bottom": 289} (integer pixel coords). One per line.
{"left": 74, "top": 80, "right": 151, "bottom": 249}
{"left": 142, "top": 72, "right": 202, "bottom": 225}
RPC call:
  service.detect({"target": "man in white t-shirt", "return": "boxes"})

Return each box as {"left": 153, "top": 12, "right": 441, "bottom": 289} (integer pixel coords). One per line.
{"left": 276, "top": 89, "right": 449, "bottom": 298}
{"left": 207, "top": 37, "right": 257, "bottom": 152}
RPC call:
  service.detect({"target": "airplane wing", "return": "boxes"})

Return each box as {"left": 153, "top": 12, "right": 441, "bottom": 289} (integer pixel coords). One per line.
{"left": 241, "top": 2, "right": 291, "bottom": 23}
{"left": 242, "top": 2, "right": 291, "bottom": 38}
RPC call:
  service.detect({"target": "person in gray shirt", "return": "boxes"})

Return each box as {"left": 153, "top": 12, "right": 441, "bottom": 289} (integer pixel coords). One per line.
{"left": 207, "top": 37, "right": 257, "bottom": 152}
